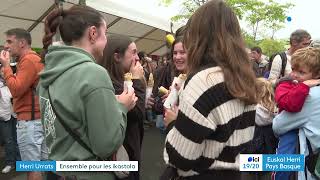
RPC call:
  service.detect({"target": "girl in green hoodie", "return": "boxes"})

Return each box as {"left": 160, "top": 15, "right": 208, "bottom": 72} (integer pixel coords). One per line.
{"left": 39, "top": 5, "right": 137, "bottom": 180}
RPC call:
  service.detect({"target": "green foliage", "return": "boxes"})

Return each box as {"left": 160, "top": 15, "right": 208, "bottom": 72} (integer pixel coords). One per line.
{"left": 160, "top": 0, "right": 294, "bottom": 40}
{"left": 226, "top": 0, "right": 261, "bottom": 20}
{"left": 159, "top": 0, "right": 173, "bottom": 6}
{"left": 32, "top": 47, "right": 42, "bottom": 54}
{"left": 258, "top": 38, "right": 287, "bottom": 57}
{"left": 159, "top": 0, "right": 290, "bottom": 59}
{"left": 227, "top": 0, "right": 294, "bottom": 40}
{"left": 242, "top": 30, "right": 258, "bottom": 48}
{"left": 78, "top": 0, "right": 86, "bottom": 5}
{"left": 242, "top": 31, "right": 287, "bottom": 57}
{"left": 160, "top": 0, "right": 209, "bottom": 21}
{"left": 171, "top": 0, "right": 205, "bottom": 22}
{"left": 171, "top": 14, "right": 192, "bottom": 22}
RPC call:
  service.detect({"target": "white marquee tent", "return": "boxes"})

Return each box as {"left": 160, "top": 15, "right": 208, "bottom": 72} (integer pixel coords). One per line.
{"left": 0, "top": 0, "right": 175, "bottom": 56}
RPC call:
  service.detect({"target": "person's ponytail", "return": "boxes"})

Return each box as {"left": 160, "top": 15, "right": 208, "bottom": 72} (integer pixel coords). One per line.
{"left": 41, "top": 5, "right": 104, "bottom": 62}
{"left": 41, "top": 8, "right": 64, "bottom": 61}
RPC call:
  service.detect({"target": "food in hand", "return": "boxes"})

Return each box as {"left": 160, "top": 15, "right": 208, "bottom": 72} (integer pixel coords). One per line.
{"left": 158, "top": 86, "right": 169, "bottom": 95}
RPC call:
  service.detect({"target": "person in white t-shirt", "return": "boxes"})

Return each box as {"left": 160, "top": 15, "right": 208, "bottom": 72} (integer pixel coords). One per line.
{"left": 0, "top": 73, "right": 20, "bottom": 174}
{"left": 268, "top": 29, "right": 311, "bottom": 84}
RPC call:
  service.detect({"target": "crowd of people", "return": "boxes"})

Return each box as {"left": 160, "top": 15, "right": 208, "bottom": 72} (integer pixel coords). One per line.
{"left": 0, "top": 0, "right": 320, "bottom": 180}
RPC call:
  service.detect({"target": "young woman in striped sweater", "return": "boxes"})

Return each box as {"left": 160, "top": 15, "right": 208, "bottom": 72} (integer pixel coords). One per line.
{"left": 163, "top": 0, "right": 258, "bottom": 179}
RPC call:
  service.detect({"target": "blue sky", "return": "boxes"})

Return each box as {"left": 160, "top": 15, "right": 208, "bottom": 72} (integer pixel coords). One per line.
{"left": 118, "top": 0, "right": 319, "bottom": 40}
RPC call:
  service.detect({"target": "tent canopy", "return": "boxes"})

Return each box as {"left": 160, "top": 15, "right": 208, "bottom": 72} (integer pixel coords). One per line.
{"left": 0, "top": 0, "right": 173, "bottom": 56}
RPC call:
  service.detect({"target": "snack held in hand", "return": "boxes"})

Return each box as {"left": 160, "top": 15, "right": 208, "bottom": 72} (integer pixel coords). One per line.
{"left": 158, "top": 86, "right": 169, "bottom": 96}
{"left": 124, "top": 73, "right": 134, "bottom": 93}
{"left": 147, "top": 73, "right": 154, "bottom": 87}
{"left": 145, "top": 73, "right": 154, "bottom": 106}
{"left": 163, "top": 74, "right": 187, "bottom": 109}
{"left": 178, "top": 74, "right": 187, "bottom": 81}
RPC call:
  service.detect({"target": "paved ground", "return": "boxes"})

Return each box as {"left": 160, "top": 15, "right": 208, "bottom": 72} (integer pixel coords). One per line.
{"left": 0, "top": 147, "right": 26, "bottom": 180}
{"left": 141, "top": 126, "right": 166, "bottom": 180}
{"left": 0, "top": 126, "right": 166, "bottom": 180}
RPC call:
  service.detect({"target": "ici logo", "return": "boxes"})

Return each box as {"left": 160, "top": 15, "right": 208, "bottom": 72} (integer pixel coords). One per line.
{"left": 248, "top": 157, "right": 259, "bottom": 162}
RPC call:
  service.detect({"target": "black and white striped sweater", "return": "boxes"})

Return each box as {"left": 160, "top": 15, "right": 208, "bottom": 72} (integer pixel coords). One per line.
{"left": 164, "top": 66, "right": 256, "bottom": 178}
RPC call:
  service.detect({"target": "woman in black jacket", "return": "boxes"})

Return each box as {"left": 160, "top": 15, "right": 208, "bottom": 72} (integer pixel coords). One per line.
{"left": 98, "top": 34, "right": 146, "bottom": 180}
{"left": 149, "top": 29, "right": 188, "bottom": 133}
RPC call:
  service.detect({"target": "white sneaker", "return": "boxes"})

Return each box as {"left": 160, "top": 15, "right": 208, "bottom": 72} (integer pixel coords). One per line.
{"left": 1, "top": 165, "right": 14, "bottom": 173}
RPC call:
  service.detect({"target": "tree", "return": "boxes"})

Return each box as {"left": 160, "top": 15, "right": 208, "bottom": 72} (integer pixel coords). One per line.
{"left": 222, "top": 0, "right": 294, "bottom": 40}
{"left": 242, "top": 30, "right": 258, "bottom": 48}
{"left": 258, "top": 38, "right": 287, "bottom": 57}
{"left": 160, "top": 0, "right": 294, "bottom": 40}
{"left": 160, "top": 0, "right": 207, "bottom": 6}
{"left": 243, "top": 0, "right": 293, "bottom": 40}
{"left": 225, "top": 0, "right": 261, "bottom": 20}
{"left": 243, "top": 1, "right": 266, "bottom": 40}
{"left": 160, "top": 0, "right": 209, "bottom": 22}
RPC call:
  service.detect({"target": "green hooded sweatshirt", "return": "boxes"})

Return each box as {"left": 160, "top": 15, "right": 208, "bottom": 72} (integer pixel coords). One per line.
{"left": 38, "top": 46, "right": 127, "bottom": 179}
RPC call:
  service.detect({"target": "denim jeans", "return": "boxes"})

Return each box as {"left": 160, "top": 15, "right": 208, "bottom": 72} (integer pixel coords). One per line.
{"left": 0, "top": 117, "right": 21, "bottom": 166}
{"left": 16, "top": 119, "right": 48, "bottom": 161}
{"left": 155, "top": 115, "right": 166, "bottom": 134}
{"left": 146, "top": 109, "right": 155, "bottom": 122}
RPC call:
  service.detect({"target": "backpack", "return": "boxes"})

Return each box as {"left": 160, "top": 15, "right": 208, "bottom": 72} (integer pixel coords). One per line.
{"left": 247, "top": 125, "right": 278, "bottom": 155}
{"left": 264, "top": 52, "right": 287, "bottom": 79}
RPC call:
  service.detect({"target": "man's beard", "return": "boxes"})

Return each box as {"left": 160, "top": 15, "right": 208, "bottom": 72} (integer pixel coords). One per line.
{"left": 11, "top": 56, "right": 19, "bottom": 63}
{"left": 9, "top": 52, "right": 19, "bottom": 61}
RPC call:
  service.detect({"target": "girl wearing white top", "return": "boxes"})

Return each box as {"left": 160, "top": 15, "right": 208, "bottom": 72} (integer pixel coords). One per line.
{"left": 0, "top": 76, "right": 20, "bottom": 173}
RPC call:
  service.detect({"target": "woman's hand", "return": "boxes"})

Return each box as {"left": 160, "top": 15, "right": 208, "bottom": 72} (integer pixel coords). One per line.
{"left": 146, "top": 95, "right": 155, "bottom": 109}
{"left": 161, "top": 83, "right": 181, "bottom": 103}
{"left": 164, "top": 105, "right": 178, "bottom": 127}
{"left": 161, "top": 92, "right": 169, "bottom": 103}
{"left": 116, "top": 88, "right": 138, "bottom": 111}
{"left": 130, "top": 61, "right": 144, "bottom": 79}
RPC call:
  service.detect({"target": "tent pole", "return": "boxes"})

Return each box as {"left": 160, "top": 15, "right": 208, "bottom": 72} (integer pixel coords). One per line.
{"left": 149, "top": 44, "right": 167, "bottom": 55}
{"left": 107, "top": 17, "right": 122, "bottom": 29}
{"left": 27, "top": 4, "right": 56, "bottom": 32}
{"left": 134, "top": 28, "right": 158, "bottom": 44}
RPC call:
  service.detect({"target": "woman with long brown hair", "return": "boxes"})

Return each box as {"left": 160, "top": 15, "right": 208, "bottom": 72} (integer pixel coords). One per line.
{"left": 163, "top": 0, "right": 258, "bottom": 179}
{"left": 97, "top": 34, "right": 145, "bottom": 180}
{"left": 150, "top": 29, "right": 188, "bottom": 134}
